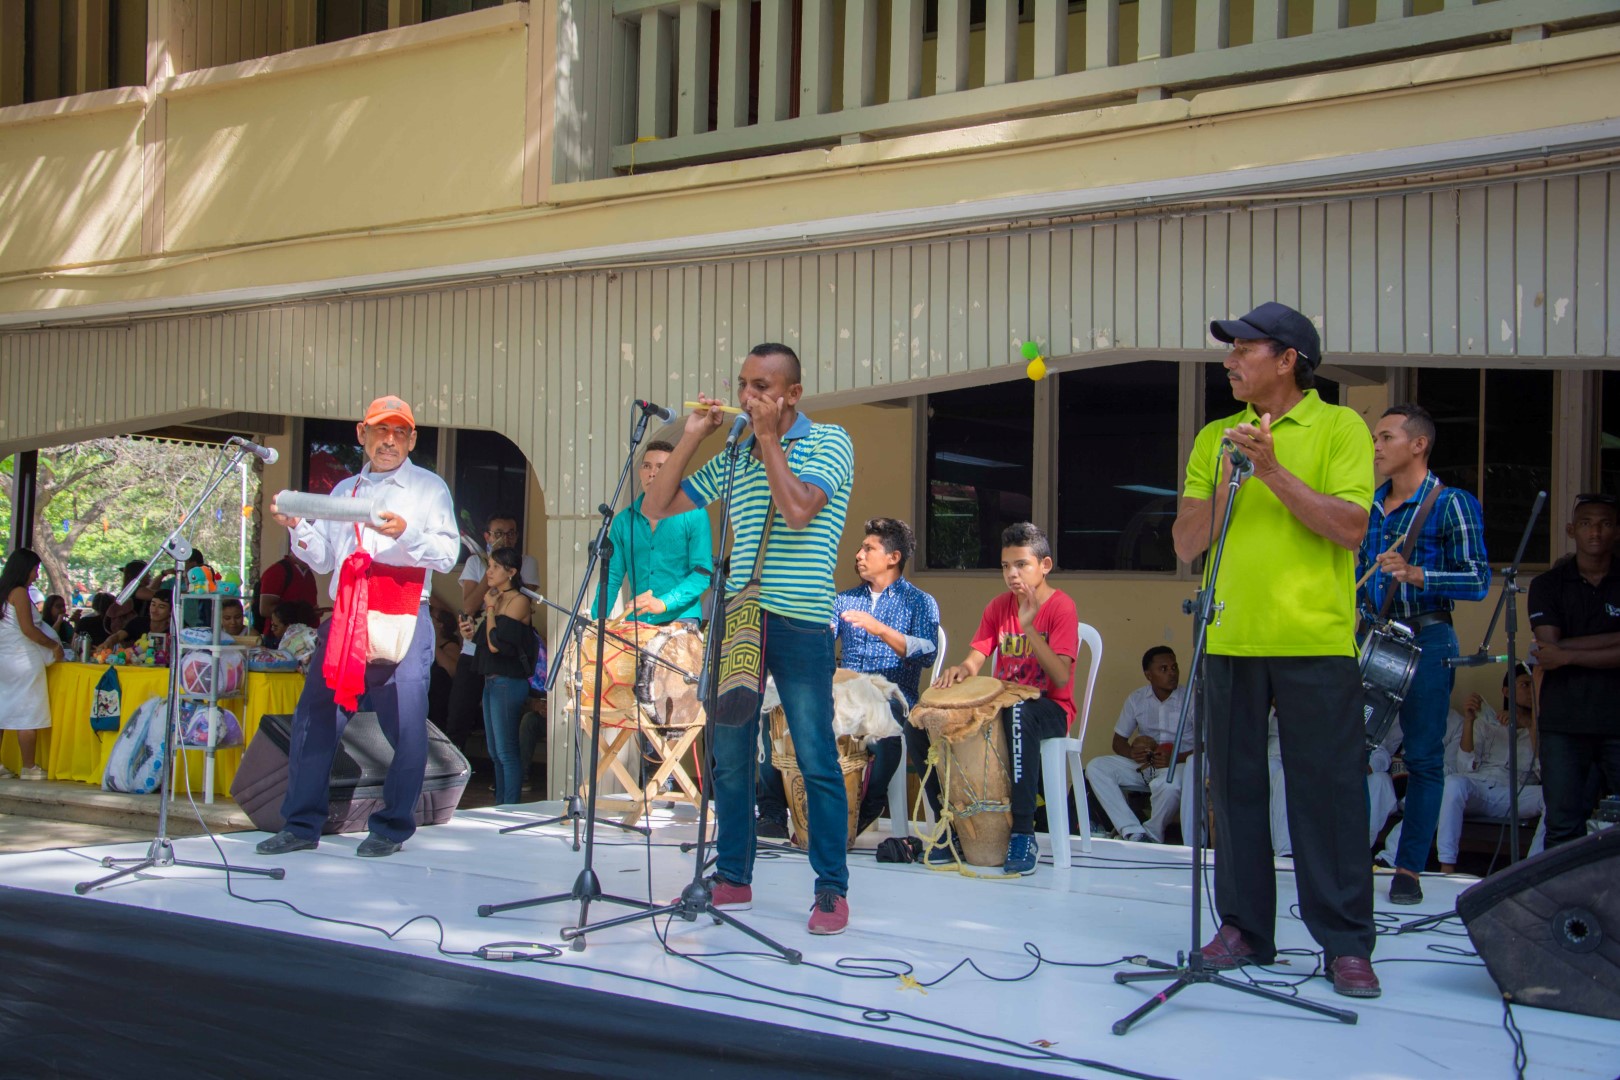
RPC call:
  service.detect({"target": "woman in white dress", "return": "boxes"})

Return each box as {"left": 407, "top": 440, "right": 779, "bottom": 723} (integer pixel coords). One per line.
{"left": 0, "top": 549, "right": 63, "bottom": 780}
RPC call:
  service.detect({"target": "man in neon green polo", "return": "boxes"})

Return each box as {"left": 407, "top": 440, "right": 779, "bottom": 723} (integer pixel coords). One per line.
{"left": 1173, "top": 301, "right": 1380, "bottom": 999}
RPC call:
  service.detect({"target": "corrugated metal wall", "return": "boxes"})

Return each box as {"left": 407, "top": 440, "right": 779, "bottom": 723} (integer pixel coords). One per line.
{"left": 6, "top": 171, "right": 1615, "bottom": 458}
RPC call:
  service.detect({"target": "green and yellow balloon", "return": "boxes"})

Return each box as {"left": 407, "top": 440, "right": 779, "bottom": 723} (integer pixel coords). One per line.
{"left": 1020, "top": 340, "right": 1047, "bottom": 381}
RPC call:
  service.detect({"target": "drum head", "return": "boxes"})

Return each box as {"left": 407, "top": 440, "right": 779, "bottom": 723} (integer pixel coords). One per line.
{"left": 917, "top": 675, "right": 1007, "bottom": 711}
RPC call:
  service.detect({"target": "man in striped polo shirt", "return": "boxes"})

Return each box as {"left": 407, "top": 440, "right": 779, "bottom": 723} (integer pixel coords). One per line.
{"left": 644, "top": 343, "right": 857, "bottom": 936}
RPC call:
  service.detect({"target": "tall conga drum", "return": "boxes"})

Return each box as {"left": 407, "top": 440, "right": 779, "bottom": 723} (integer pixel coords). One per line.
{"left": 910, "top": 676, "right": 1041, "bottom": 867}
{"left": 768, "top": 670, "right": 869, "bottom": 852}
{"left": 573, "top": 618, "right": 646, "bottom": 721}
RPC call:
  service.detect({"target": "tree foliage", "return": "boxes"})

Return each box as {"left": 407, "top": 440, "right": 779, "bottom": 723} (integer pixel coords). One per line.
{"left": 1, "top": 439, "right": 263, "bottom": 601}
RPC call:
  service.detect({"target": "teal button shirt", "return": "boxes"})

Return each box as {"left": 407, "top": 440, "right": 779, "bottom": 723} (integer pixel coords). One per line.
{"left": 594, "top": 492, "right": 713, "bottom": 624}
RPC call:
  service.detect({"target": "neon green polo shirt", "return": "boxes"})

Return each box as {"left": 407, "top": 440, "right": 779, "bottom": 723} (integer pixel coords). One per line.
{"left": 1184, "top": 390, "right": 1373, "bottom": 658}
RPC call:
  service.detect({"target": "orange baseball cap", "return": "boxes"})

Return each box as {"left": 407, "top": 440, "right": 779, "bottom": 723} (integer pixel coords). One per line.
{"left": 363, "top": 395, "right": 415, "bottom": 429}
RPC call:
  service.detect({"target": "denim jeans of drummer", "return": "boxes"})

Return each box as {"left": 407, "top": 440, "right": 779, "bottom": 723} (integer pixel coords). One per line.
{"left": 482, "top": 675, "right": 529, "bottom": 806}
{"left": 1393, "top": 621, "right": 1459, "bottom": 873}
{"left": 713, "top": 612, "right": 849, "bottom": 896}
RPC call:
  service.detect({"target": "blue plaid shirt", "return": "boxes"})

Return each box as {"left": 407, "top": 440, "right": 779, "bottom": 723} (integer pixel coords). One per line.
{"left": 831, "top": 577, "right": 940, "bottom": 707}
{"left": 1358, "top": 472, "right": 1491, "bottom": 621}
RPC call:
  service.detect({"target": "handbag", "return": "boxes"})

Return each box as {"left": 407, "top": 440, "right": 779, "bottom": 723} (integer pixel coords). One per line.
{"left": 713, "top": 503, "right": 776, "bottom": 728}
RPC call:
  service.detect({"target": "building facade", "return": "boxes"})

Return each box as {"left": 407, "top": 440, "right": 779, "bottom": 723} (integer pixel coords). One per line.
{"left": 3, "top": 0, "right": 1618, "bottom": 792}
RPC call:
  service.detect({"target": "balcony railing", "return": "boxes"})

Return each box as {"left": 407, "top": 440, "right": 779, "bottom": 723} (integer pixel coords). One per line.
{"left": 607, "top": 0, "right": 1620, "bottom": 173}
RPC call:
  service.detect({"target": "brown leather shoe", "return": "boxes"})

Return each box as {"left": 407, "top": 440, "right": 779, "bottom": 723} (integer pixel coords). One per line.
{"left": 1328, "top": 956, "right": 1381, "bottom": 998}
{"left": 1200, "top": 924, "right": 1258, "bottom": 969}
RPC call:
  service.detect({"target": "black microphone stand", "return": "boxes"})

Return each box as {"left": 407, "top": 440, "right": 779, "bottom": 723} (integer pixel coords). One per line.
{"left": 550, "top": 418, "right": 801, "bottom": 963}
{"left": 1445, "top": 490, "right": 1546, "bottom": 865}
{"left": 1112, "top": 454, "right": 1357, "bottom": 1034}
{"left": 475, "top": 404, "right": 665, "bottom": 941}
{"left": 77, "top": 444, "right": 285, "bottom": 895}
{"left": 500, "top": 596, "right": 696, "bottom": 844}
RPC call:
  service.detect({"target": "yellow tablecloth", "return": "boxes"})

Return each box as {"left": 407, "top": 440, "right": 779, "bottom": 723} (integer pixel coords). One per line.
{"left": 0, "top": 662, "right": 304, "bottom": 796}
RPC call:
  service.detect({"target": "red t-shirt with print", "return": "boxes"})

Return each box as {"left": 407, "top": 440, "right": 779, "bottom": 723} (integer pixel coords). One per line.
{"left": 970, "top": 588, "right": 1080, "bottom": 726}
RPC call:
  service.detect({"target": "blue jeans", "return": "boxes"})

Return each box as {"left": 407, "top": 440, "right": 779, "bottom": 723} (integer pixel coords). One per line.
{"left": 1393, "top": 621, "right": 1459, "bottom": 873}
{"left": 482, "top": 675, "right": 528, "bottom": 806}
{"left": 713, "top": 612, "right": 848, "bottom": 896}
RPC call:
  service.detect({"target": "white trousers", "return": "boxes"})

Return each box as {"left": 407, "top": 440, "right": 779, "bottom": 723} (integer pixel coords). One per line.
{"left": 1086, "top": 754, "right": 1196, "bottom": 844}
{"left": 1436, "top": 775, "right": 1546, "bottom": 865}
{"left": 1380, "top": 785, "right": 1547, "bottom": 867}
{"left": 1270, "top": 758, "right": 1396, "bottom": 856}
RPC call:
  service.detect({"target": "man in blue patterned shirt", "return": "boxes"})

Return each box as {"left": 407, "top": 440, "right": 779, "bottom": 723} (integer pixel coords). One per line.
{"left": 1358, "top": 404, "right": 1490, "bottom": 906}
{"left": 834, "top": 518, "right": 940, "bottom": 836}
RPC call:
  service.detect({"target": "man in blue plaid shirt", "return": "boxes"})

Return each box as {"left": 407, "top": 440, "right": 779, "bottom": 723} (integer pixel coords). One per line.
{"left": 832, "top": 518, "right": 941, "bottom": 836}
{"left": 1358, "top": 404, "right": 1491, "bottom": 906}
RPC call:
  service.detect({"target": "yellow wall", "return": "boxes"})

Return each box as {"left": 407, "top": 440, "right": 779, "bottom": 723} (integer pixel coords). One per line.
{"left": 1, "top": 26, "right": 1615, "bottom": 316}
{"left": 0, "top": 104, "right": 144, "bottom": 275}
{"left": 164, "top": 27, "right": 527, "bottom": 251}
{"left": 815, "top": 393, "right": 1546, "bottom": 766}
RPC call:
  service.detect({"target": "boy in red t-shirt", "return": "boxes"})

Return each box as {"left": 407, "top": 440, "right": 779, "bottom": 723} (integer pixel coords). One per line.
{"left": 934, "top": 522, "right": 1078, "bottom": 875}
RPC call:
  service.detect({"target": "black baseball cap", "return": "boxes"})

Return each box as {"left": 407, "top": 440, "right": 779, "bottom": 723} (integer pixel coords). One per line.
{"left": 1210, "top": 302, "right": 1321, "bottom": 371}
{"left": 1574, "top": 492, "right": 1618, "bottom": 512}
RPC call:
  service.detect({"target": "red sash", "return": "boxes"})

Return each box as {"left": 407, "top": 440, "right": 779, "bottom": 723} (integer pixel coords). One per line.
{"left": 322, "top": 518, "right": 425, "bottom": 711}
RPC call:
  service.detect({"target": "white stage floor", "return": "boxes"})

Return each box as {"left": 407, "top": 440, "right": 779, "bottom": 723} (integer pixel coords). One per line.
{"left": 3, "top": 802, "right": 1617, "bottom": 1079}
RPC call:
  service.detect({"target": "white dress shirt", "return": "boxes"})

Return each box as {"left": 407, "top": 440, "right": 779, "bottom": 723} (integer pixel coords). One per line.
{"left": 1114, "top": 684, "right": 1193, "bottom": 754}
{"left": 290, "top": 457, "right": 459, "bottom": 601}
{"left": 1457, "top": 706, "right": 1538, "bottom": 788}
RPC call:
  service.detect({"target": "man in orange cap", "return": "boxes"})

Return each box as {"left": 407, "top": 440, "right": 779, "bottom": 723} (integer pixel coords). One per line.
{"left": 257, "top": 394, "right": 459, "bottom": 858}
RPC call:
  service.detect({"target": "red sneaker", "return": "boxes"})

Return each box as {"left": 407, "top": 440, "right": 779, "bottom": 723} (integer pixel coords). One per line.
{"left": 707, "top": 876, "right": 752, "bottom": 911}
{"left": 808, "top": 892, "right": 849, "bottom": 935}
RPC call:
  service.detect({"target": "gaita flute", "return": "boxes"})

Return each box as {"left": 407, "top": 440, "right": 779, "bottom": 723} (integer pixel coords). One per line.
{"left": 683, "top": 400, "right": 745, "bottom": 415}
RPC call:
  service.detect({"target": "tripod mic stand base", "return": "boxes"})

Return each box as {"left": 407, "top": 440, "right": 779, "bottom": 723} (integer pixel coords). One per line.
{"left": 1111, "top": 956, "right": 1357, "bottom": 1035}
{"left": 74, "top": 836, "right": 285, "bottom": 895}
{"left": 558, "top": 874, "right": 803, "bottom": 964}
{"left": 500, "top": 795, "right": 651, "bottom": 841}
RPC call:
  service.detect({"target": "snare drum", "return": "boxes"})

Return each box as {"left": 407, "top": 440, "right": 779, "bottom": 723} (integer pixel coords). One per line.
{"left": 1360, "top": 620, "right": 1420, "bottom": 751}
{"left": 910, "top": 676, "right": 1041, "bottom": 867}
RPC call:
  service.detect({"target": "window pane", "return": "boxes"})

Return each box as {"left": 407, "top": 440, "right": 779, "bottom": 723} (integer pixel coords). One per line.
{"left": 1056, "top": 363, "right": 1179, "bottom": 572}
{"left": 925, "top": 380, "right": 1034, "bottom": 570}
{"left": 454, "top": 429, "right": 529, "bottom": 549}
{"left": 1413, "top": 369, "right": 1481, "bottom": 494}
{"left": 1601, "top": 372, "right": 1620, "bottom": 499}
{"left": 301, "top": 418, "right": 439, "bottom": 495}
{"left": 1482, "top": 371, "right": 1553, "bottom": 566}
{"left": 1203, "top": 363, "right": 1337, "bottom": 425}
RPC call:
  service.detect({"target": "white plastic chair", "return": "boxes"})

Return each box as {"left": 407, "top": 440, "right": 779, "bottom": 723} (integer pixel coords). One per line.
{"left": 886, "top": 625, "right": 946, "bottom": 838}
{"left": 1039, "top": 622, "right": 1103, "bottom": 866}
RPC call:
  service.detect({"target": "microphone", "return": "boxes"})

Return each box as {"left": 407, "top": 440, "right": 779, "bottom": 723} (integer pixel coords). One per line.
{"left": 724, "top": 411, "right": 751, "bottom": 449}
{"left": 1447, "top": 653, "right": 1509, "bottom": 669}
{"left": 1222, "top": 438, "right": 1251, "bottom": 474}
{"left": 229, "top": 436, "right": 279, "bottom": 465}
{"left": 634, "top": 400, "right": 677, "bottom": 423}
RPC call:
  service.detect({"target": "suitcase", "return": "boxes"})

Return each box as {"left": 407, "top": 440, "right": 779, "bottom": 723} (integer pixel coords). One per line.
{"left": 230, "top": 713, "right": 471, "bottom": 835}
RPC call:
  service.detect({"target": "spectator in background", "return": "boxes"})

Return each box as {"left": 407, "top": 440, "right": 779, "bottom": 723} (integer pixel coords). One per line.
{"left": 1530, "top": 493, "right": 1620, "bottom": 849}
{"left": 464, "top": 547, "right": 536, "bottom": 805}
{"left": 257, "top": 549, "right": 319, "bottom": 625}
{"left": 104, "top": 588, "right": 173, "bottom": 649}
{"left": 0, "top": 549, "right": 63, "bottom": 780}
{"left": 1086, "top": 647, "right": 1196, "bottom": 845}
{"left": 73, "top": 593, "right": 116, "bottom": 648}
{"left": 428, "top": 608, "right": 460, "bottom": 732}
{"left": 265, "top": 600, "right": 320, "bottom": 650}
{"left": 449, "top": 512, "right": 538, "bottom": 754}
{"left": 221, "top": 598, "right": 247, "bottom": 638}
{"left": 105, "top": 560, "right": 154, "bottom": 636}
{"left": 41, "top": 595, "right": 73, "bottom": 643}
